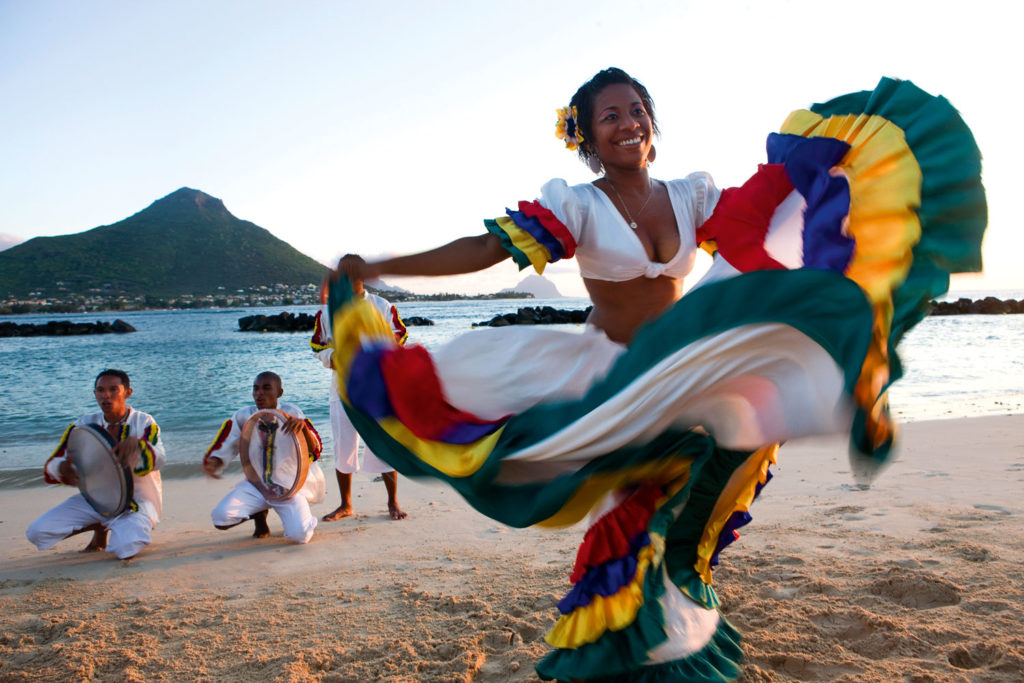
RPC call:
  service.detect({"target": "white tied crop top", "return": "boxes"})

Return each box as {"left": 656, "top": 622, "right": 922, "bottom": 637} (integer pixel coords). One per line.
{"left": 539, "top": 173, "right": 720, "bottom": 282}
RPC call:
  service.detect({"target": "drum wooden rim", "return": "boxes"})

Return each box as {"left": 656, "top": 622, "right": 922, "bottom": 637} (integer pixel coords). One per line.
{"left": 238, "top": 409, "right": 309, "bottom": 502}
{"left": 67, "top": 423, "right": 133, "bottom": 518}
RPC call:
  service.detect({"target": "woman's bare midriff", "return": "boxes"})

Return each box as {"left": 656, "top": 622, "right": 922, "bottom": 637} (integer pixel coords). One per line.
{"left": 583, "top": 275, "right": 683, "bottom": 345}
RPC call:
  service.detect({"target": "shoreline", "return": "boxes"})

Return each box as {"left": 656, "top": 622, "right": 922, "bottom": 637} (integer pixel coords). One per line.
{"left": 1, "top": 414, "right": 1022, "bottom": 680}
{"left": 4, "top": 412, "right": 1023, "bottom": 490}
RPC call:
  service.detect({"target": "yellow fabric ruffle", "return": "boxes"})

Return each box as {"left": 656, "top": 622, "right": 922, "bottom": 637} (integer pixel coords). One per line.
{"left": 779, "top": 111, "right": 922, "bottom": 304}
{"left": 780, "top": 111, "right": 923, "bottom": 450}
{"left": 331, "top": 296, "right": 398, "bottom": 404}
{"left": 537, "top": 457, "right": 692, "bottom": 528}
{"left": 545, "top": 543, "right": 659, "bottom": 649}
{"left": 376, "top": 416, "right": 503, "bottom": 478}
{"left": 693, "top": 444, "right": 778, "bottom": 585}
{"left": 494, "top": 216, "right": 552, "bottom": 275}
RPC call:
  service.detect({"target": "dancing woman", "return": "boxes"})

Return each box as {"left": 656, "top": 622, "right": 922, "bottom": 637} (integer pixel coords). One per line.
{"left": 331, "top": 68, "right": 985, "bottom": 681}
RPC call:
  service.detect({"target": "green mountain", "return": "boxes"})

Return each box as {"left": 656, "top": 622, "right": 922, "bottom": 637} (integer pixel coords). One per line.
{"left": 0, "top": 188, "right": 329, "bottom": 298}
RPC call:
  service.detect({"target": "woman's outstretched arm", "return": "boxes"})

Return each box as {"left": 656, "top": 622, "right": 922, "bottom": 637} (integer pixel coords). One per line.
{"left": 337, "top": 232, "right": 510, "bottom": 281}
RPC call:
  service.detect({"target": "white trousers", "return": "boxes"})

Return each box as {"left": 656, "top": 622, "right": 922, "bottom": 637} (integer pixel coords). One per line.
{"left": 211, "top": 479, "right": 316, "bottom": 544}
{"left": 26, "top": 493, "right": 155, "bottom": 560}
{"left": 330, "top": 399, "right": 393, "bottom": 474}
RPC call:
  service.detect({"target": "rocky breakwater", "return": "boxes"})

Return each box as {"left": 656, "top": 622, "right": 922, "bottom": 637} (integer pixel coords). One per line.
{"left": 238, "top": 312, "right": 316, "bottom": 332}
{"left": 930, "top": 297, "right": 1023, "bottom": 315}
{"left": 475, "top": 305, "right": 592, "bottom": 327}
{"left": 0, "top": 319, "right": 136, "bottom": 337}
{"left": 239, "top": 312, "right": 435, "bottom": 332}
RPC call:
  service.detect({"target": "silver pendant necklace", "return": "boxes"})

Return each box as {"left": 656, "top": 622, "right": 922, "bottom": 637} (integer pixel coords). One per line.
{"left": 606, "top": 177, "right": 654, "bottom": 230}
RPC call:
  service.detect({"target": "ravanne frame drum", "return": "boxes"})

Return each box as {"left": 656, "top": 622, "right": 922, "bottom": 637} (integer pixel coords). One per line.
{"left": 238, "top": 409, "right": 310, "bottom": 502}
{"left": 67, "top": 423, "right": 133, "bottom": 518}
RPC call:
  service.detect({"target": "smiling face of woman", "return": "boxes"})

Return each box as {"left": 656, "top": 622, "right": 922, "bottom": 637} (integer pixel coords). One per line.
{"left": 587, "top": 82, "right": 654, "bottom": 171}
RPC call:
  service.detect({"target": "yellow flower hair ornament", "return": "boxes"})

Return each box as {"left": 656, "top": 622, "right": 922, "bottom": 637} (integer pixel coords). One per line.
{"left": 556, "top": 105, "right": 584, "bottom": 151}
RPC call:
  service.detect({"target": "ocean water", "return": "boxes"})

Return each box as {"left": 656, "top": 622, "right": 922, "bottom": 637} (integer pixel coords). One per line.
{"left": 1, "top": 293, "right": 1021, "bottom": 480}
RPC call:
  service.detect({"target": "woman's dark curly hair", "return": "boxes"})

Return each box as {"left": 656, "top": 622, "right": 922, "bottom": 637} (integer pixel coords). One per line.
{"left": 569, "top": 67, "right": 659, "bottom": 165}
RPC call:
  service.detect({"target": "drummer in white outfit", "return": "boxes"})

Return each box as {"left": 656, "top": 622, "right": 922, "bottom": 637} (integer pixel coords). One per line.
{"left": 26, "top": 369, "right": 165, "bottom": 560}
{"left": 310, "top": 265, "right": 408, "bottom": 521}
{"left": 202, "top": 371, "right": 325, "bottom": 544}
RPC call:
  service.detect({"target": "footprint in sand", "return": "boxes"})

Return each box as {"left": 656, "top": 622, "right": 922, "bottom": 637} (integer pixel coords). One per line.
{"left": 947, "top": 642, "right": 1013, "bottom": 671}
{"left": 867, "top": 570, "right": 961, "bottom": 609}
{"left": 825, "top": 505, "right": 867, "bottom": 520}
{"left": 961, "top": 599, "right": 1013, "bottom": 615}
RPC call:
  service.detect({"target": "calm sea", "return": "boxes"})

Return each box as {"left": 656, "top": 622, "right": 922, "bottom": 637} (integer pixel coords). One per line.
{"left": 1, "top": 292, "right": 1021, "bottom": 484}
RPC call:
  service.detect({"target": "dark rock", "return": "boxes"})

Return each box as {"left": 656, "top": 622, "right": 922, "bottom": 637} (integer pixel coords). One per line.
{"left": 474, "top": 306, "right": 593, "bottom": 327}
{"left": 238, "top": 311, "right": 317, "bottom": 332}
{"left": 0, "top": 319, "right": 138, "bottom": 337}
{"left": 929, "top": 297, "right": 1022, "bottom": 316}
{"left": 403, "top": 316, "right": 434, "bottom": 326}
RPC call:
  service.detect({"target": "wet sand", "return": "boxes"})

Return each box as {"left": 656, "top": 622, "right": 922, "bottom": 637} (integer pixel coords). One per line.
{"left": 1, "top": 415, "right": 1022, "bottom": 681}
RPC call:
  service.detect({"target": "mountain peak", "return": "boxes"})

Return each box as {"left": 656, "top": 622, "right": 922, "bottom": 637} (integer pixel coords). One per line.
{"left": 145, "top": 187, "right": 231, "bottom": 219}
{"left": 0, "top": 188, "right": 328, "bottom": 298}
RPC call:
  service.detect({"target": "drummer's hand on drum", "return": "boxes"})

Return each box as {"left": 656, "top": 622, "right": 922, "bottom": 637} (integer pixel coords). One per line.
{"left": 58, "top": 459, "right": 79, "bottom": 486}
{"left": 281, "top": 414, "right": 305, "bottom": 435}
{"left": 114, "top": 437, "right": 141, "bottom": 469}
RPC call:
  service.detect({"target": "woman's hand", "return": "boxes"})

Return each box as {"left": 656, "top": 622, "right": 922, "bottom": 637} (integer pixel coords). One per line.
{"left": 335, "top": 254, "right": 380, "bottom": 283}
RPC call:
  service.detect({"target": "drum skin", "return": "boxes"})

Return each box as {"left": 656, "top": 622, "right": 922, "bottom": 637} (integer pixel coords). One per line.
{"left": 67, "top": 424, "right": 133, "bottom": 518}
{"left": 238, "top": 409, "right": 310, "bottom": 502}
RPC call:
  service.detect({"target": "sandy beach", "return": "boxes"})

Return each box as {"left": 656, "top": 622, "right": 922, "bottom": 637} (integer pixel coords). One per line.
{"left": 1, "top": 415, "right": 1022, "bottom": 682}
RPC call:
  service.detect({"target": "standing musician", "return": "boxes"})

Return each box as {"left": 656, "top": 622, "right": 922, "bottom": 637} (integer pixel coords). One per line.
{"left": 202, "top": 371, "right": 324, "bottom": 544}
{"left": 311, "top": 263, "right": 409, "bottom": 522}
{"left": 26, "top": 369, "right": 165, "bottom": 560}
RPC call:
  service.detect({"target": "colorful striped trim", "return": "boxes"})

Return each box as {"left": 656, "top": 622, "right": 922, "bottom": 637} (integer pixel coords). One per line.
{"left": 261, "top": 422, "right": 275, "bottom": 487}
{"left": 303, "top": 418, "right": 323, "bottom": 460}
{"left": 539, "top": 618, "right": 743, "bottom": 683}
{"left": 390, "top": 306, "right": 408, "bottom": 346}
{"left": 347, "top": 343, "right": 508, "bottom": 447}
{"left": 483, "top": 200, "right": 577, "bottom": 275}
{"left": 44, "top": 424, "right": 75, "bottom": 485}
{"left": 203, "top": 419, "right": 233, "bottom": 466}
{"left": 545, "top": 544, "right": 657, "bottom": 649}
{"left": 484, "top": 217, "right": 551, "bottom": 273}
{"left": 695, "top": 163, "right": 792, "bottom": 272}
{"left": 570, "top": 484, "right": 664, "bottom": 582}
{"left": 766, "top": 133, "right": 853, "bottom": 272}
{"left": 778, "top": 108, "right": 924, "bottom": 465}
{"left": 695, "top": 134, "right": 852, "bottom": 275}
{"left": 559, "top": 533, "right": 648, "bottom": 613}
{"left": 693, "top": 445, "right": 777, "bottom": 583}
{"left": 132, "top": 423, "right": 159, "bottom": 475}
{"left": 517, "top": 201, "right": 577, "bottom": 259}
{"left": 310, "top": 310, "right": 331, "bottom": 352}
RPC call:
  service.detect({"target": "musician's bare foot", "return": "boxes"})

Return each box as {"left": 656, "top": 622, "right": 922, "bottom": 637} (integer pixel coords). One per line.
{"left": 251, "top": 510, "right": 270, "bottom": 538}
{"left": 80, "top": 527, "right": 108, "bottom": 553}
{"left": 388, "top": 502, "right": 408, "bottom": 520}
{"left": 322, "top": 505, "right": 354, "bottom": 522}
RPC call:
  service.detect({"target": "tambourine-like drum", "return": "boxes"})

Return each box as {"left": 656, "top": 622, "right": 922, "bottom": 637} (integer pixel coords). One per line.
{"left": 238, "top": 409, "right": 310, "bottom": 502}
{"left": 67, "top": 424, "right": 133, "bottom": 518}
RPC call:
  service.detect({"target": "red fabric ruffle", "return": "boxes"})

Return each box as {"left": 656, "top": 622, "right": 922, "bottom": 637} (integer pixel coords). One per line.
{"left": 518, "top": 200, "right": 577, "bottom": 259}
{"left": 379, "top": 345, "right": 498, "bottom": 441}
{"left": 696, "top": 163, "right": 792, "bottom": 273}
{"left": 570, "top": 484, "right": 663, "bottom": 583}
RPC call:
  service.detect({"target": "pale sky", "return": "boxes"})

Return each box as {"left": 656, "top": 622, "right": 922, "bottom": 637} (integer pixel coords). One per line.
{"left": 2, "top": 0, "right": 1019, "bottom": 298}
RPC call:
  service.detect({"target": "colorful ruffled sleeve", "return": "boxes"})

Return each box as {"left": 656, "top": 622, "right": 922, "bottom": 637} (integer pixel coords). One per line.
{"left": 43, "top": 424, "right": 76, "bottom": 485}
{"left": 483, "top": 178, "right": 579, "bottom": 275}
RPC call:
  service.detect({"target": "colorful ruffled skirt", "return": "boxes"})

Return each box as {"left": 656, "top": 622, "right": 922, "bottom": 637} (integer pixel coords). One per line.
{"left": 326, "top": 78, "right": 985, "bottom": 681}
